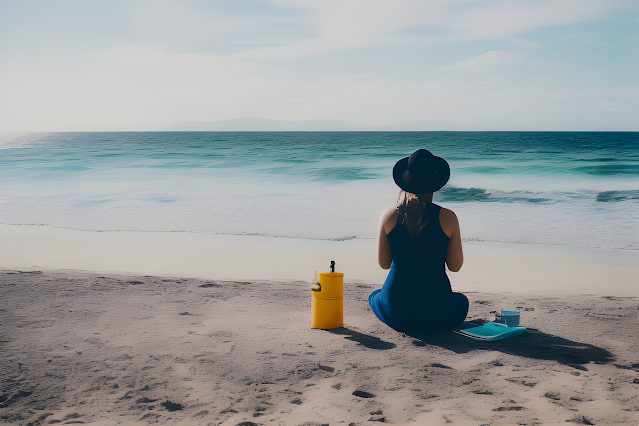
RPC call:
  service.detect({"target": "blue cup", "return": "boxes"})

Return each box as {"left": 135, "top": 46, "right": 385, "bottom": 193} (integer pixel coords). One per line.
{"left": 501, "top": 310, "right": 520, "bottom": 327}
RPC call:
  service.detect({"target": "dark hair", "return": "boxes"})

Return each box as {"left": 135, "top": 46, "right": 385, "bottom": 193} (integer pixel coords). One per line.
{"left": 396, "top": 190, "right": 431, "bottom": 237}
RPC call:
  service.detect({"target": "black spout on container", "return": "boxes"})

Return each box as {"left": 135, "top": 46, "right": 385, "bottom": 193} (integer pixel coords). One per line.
{"left": 330, "top": 261, "right": 335, "bottom": 272}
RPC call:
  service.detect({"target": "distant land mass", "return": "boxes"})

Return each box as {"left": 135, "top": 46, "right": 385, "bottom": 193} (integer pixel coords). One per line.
{"left": 164, "top": 117, "right": 459, "bottom": 131}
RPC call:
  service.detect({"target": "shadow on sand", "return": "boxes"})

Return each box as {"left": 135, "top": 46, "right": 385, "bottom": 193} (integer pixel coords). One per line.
{"left": 326, "top": 327, "right": 397, "bottom": 350}
{"left": 409, "top": 323, "right": 614, "bottom": 366}
{"left": 324, "top": 325, "right": 613, "bottom": 366}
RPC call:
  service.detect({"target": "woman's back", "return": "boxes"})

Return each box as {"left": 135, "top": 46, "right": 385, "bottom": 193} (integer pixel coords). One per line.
{"left": 387, "top": 202, "right": 450, "bottom": 277}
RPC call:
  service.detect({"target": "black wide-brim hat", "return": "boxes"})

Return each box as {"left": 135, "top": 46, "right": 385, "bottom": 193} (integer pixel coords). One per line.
{"left": 393, "top": 149, "right": 450, "bottom": 194}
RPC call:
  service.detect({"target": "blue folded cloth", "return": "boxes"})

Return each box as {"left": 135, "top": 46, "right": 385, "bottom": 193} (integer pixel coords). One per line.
{"left": 456, "top": 322, "right": 526, "bottom": 340}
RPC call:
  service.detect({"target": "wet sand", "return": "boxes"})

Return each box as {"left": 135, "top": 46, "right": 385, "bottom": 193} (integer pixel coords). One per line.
{"left": 1, "top": 270, "right": 638, "bottom": 425}
{"left": 1, "top": 224, "right": 638, "bottom": 296}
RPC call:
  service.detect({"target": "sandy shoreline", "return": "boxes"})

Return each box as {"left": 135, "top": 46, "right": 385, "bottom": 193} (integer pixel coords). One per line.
{"left": 1, "top": 270, "right": 638, "bottom": 425}
{"left": 1, "top": 225, "right": 638, "bottom": 296}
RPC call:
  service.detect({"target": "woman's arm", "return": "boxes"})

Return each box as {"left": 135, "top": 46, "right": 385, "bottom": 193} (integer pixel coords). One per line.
{"left": 440, "top": 208, "right": 463, "bottom": 272}
{"left": 377, "top": 205, "right": 396, "bottom": 269}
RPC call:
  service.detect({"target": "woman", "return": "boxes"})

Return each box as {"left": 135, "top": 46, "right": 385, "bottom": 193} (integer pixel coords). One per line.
{"left": 369, "top": 149, "right": 468, "bottom": 334}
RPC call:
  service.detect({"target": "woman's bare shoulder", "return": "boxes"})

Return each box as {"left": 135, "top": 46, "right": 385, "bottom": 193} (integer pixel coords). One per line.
{"left": 438, "top": 206, "right": 459, "bottom": 237}
{"left": 439, "top": 206, "right": 458, "bottom": 219}
{"left": 380, "top": 204, "right": 396, "bottom": 220}
{"left": 380, "top": 204, "right": 398, "bottom": 234}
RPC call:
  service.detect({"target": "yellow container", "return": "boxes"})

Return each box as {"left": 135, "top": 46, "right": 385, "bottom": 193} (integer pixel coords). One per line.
{"left": 311, "top": 272, "right": 344, "bottom": 329}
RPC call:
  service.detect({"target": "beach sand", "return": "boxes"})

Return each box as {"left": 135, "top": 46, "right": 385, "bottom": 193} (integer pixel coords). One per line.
{"left": 1, "top": 268, "right": 638, "bottom": 425}
{"left": 1, "top": 224, "right": 638, "bottom": 296}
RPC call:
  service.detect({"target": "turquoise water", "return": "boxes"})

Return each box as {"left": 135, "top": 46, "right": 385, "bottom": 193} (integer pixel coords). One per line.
{"left": 1, "top": 132, "right": 637, "bottom": 249}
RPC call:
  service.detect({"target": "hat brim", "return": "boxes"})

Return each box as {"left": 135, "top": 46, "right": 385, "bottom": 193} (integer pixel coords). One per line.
{"left": 392, "top": 155, "right": 450, "bottom": 194}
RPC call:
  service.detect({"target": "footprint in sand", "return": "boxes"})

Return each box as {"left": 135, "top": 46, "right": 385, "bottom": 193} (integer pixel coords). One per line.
{"left": 141, "top": 413, "right": 161, "bottom": 420}
{"left": 569, "top": 415, "right": 595, "bottom": 425}
{"left": 428, "top": 363, "right": 453, "bottom": 369}
{"left": 253, "top": 406, "right": 267, "bottom": 417}
{"left": 317, "top": 364, "right": 334, "bottom": 373}
{"left": 61, "top": 413, "right": 82, "bottom": 421}
{"left": 544, "top": 391, "right": 561, "bottom": 401}
{"left": 160, "top": 400, "right": 183, "bottom": 412}
{"left": 568, "top": 364, "right": 588, "bottom": 371}
{"left": 352, "top": 390, "right": 376, "bottom": 398}
{"left": 493, "top": 406, "right": 526, "bottom": 411}
{"left": 506, "top": 378, "right": 537, "bottom": 387}
{"left": 369, "top": 411, "right": 386, "bottom": 422}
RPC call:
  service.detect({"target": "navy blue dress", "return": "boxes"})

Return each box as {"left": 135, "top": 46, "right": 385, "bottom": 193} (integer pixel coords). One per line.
{"left": 369, "top": 203, "right": 469, "bottom": 334}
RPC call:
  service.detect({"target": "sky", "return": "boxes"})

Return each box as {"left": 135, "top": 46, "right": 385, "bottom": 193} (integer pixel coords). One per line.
{"left": 0, "top": 0, "right": 637, "bottom": 131}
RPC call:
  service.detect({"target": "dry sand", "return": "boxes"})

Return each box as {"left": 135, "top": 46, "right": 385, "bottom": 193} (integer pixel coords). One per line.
{"left": 1, "top": 270, "right": 638, "bottom": 425}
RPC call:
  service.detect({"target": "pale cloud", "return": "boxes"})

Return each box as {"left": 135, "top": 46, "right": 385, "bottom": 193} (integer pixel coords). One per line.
{"left": 126, "top": 0, "right": 310, "bottom": 53}
{"left": 445, "top": 0, "right": 619, "bottom": 40}
{"left": 450, "top": 51, "right": 515, "bottom": 71}
{"left": 254, "top": 0, "right": 629, "bottom": 55}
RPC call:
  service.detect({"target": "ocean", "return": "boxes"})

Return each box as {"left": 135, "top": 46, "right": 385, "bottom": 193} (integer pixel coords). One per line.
{"left": 1, "top": 132, "right": 637, "bottom": 250}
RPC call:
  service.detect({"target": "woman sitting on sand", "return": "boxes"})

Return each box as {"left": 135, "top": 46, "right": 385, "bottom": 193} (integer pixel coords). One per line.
{"left": 369, "top": 149, "right": 468, "bottom": 334}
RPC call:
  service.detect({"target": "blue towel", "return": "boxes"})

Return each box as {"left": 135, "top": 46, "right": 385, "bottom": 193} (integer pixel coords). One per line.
{"left": 456, "top": 322, "right": 526, "bottom": 340}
